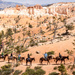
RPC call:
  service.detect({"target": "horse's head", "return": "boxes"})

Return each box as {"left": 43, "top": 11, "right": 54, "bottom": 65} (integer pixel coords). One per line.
{"left": 48, "top": 55, "right": 52, "bottom": 59}
{"left": 5, "top": 54, "right": 8, "bottom": 57}
{"left": 23, "top": 57, "right": 25, "bottom": 60}
{"left": 14, "top": 57, "right": 17, "bottom": 59}
{"left": 67, "top": 56, "right": 69, "bottom": 60}
{"left": 33, "top": 58, "right": 35, "bottom": 61}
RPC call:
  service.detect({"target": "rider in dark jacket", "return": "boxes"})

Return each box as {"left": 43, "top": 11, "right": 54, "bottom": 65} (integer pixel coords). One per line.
{"left": 10, "top": 53, "right": 13, "bottom": 58}
{"left": 59, "top": 53, "right": 62, "bottom": 59}
{"left": 28, "top": 53, "right": 30, "bottom": 60}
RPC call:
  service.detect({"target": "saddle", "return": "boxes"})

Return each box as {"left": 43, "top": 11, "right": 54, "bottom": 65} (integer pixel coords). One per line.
{"left": 1, "top": 55, "right": 4, "bottom": 58}
{"left": 58, "top": 57, "right": 63, "bottom": 60}
{"left": 28, "top": 58, "right": 30, "bottom": 61}
{"left": 44, "top": 57, "right": 47, "bottom": 60}
{"left": 10, "top": 56, "right": 13, "bottom": 59}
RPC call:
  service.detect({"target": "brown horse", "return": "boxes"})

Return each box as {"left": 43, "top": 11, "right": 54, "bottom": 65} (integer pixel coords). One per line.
{"left": 39, "top": 56, "right": 52, "bottom": 65}
{"left": 26, "top": 58, "right": 35, "bottom": 65}
{"left": 8, "top": 56, "right": 17, "bottom": 63}
{"left": 54, "top": 56, "right": 69, "bottom": 64}
{"left": 17, "top": 57, "right": 25, "bottom": 64}
{"left": 0, "top": 54, "right": 8, "bottom": 61}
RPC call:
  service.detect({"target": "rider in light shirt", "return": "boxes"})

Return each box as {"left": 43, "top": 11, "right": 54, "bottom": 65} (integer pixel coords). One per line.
{"left": 44, "top": 52, "right": 48, "bottom": 60}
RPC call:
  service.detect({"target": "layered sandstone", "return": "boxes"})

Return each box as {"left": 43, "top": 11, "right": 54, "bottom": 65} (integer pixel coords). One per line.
{"left": 0, "top": 2, "right": 74, "bottom": 17}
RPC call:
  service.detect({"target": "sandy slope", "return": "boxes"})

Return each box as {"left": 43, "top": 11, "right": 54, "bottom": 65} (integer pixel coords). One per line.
{"left": 14, "top": 36, "right": 74, "bottom": 75}
{"left": 0, "top": 36, "right": 74, "bottom": 75}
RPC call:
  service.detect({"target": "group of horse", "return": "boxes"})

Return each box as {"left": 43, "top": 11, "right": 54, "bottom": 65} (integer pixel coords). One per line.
{"left": 0, "top": 54, "right": 35, "bottom": 65}
{"left": 0, "top": 53, "right": 69, "bottom": 65}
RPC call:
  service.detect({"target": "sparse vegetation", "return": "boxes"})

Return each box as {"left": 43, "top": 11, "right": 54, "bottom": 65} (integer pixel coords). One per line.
{"left": 54, "top": 66, "right": 58, "bottom": 70}
{"left": 22, "top": 67, "right": 45, "bottom": 75}
{"left": 58, "top": 64, "right": 67, "bottom": 75}
{"left": 65, "top": 24, "right": 74, "bottom": 34}
{"left": 0, "top": 64, "right": 13, "bottom": 75}
{"left": 72, "top": 71, "right": 75, "bottom": 75}
{"left": 13, "top": 70, "right": 22, "bottom": 75}
{"left": 29, "top": 23, "right": 33, "bottom": 28}
{"left": 49, "top": 72, "right": 59, "bottom": 75}
{"left": 29, "top": 38, "right": 38, "bottom": 47}
{"left": 47, "top": 51, "right": 55, "bottom": 56}
{"left": 40, "top": 40, "right": 47, "bottom": 43}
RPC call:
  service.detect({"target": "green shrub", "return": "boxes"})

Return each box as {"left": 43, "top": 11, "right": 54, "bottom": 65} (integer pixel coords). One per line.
{"left": 35, "top": 68, "right": 45, "bottom": 75}
{"left": 25, "top": 68, "right": 35, "bottom": 75}
{"left": 29, "top": 23, "right": 33, "bottom": 28}
{"left": 49, "top": 72, "right": 59, "bottom": 75}
{"left": 0, "top": 69, "right": 2, "bottom": 75}
{"left": 22, "top": 66, "right": 46, "bottom": 75}
{"left": 1, "top": 64, "right": 13, "bottom": 75}
{"left": 29, "top": 38, "right": 38, "bottom": 47}
{"left": 54, "top": 66, "right": 58, "bottom": 70}
{"left": 58, "top": 64, "right": 66, "bottom": 75}
{"left": 47, "top": 51, "right": 54, "bottom": 56}
{"left": 0, "top": 39, "right": 2, "bottom": 45}
{"left": 22, "top": 72, "right": 28, "bottom": 75}
{"left": 67, "top": 65, "right": 71, "bottom": 69}
{"left": 13, "top": 70, "right": 22, "bottom": 75}
{"left": 34, "top": 66, "right": 42, "bottom": 71}
{"left": 14, "top": 63, "right": 20, "bottom": 67}
{"left": 26, "top": 31, "right": 31, "bottom": 36}
{"left": 22, "top": 49, "right": 29, "bottom": 53}
{"left": 72, "top": 71, "right": 75, "bottom": 75}
{"left": 71, "top": 65, "right": 75, "bottom": 70}
{"left": 40, "top": 30, "right": 45, "bottom": 35}
{"left": 40, "top": 40, "right": 47, "bottom": 43}
{"left": 23, "top": 28, "right": 26, "bottom": 31}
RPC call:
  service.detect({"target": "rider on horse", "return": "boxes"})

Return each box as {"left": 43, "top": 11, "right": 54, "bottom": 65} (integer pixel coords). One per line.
{"left": 18, "top": 53, "right": 21, "bottom": 60}
{"left": 10, "top": 53, "right": 13, "bottom": 59}
{"left": 28, "top": 53, "right": 30, "bottom": 61}
{"left": 44, "top": 52, "right": 48, "bottom": 60}
{"left": 1, "top": 52, "right": 4, "bottom": 58}
{"left": 59, "top": 53, "right": 62, "bottom": 59}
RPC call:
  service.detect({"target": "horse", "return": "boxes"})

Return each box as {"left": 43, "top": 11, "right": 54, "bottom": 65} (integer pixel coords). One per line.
{"left": 8, "top": 56, "right": 17, "bottom": 63}
{"left": 0, "top": 54, "right": 8, "bottom": 61}
{"left": 54, "top": 56, "right": 69, "bottom": 64}
{"left": 39, "top": 55, "right": 53, "bottom": 65}
{"left": 26, "top": 58, "right": 35, "bottom": 65}
{"left": 17, "top": 57, "right": 25, "bottom": 64}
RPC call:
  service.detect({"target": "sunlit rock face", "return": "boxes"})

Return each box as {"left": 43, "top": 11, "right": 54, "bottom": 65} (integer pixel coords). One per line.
{"left": 0, "top": 3, "right": 75, "bottom": 17}
{"left": 34, "top": 4, "right": 43, "bottom": 9}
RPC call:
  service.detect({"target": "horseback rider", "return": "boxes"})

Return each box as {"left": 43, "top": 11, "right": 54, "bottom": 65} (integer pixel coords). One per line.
{"left": 44, "top": 52, "right": 48, "bottom": 60}
{"left": 18, "top": 53, "right": 21, "bottom": 60}
{"left": 1, "top": 52, "right": 4, "bottom": 58}
{"left": 10, "top": 53, "right": 13, "bottom": 59}
{"left": 59, "top": 53, "right": 62, "bottom": 59}
{"left": 28, "top": 53, "right": 30, "bottom": 61}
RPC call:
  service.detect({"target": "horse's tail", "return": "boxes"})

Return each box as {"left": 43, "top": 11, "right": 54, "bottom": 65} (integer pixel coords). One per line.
{"left": 53, "top": 58, "right": 55, "bottom": 61}
{"left": 24, "top": 57, "right": 25, "bottom": 60}
{"left": 39, "top": 58, "right": 41, "bottom": 63}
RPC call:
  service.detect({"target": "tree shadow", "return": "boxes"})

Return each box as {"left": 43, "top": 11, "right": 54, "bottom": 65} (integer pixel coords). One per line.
{"left": 0, "top": 60, "right": 4, "bottom": 62}
{"left": 24, "top": 64, "right": 32, "bottom": 66}
{"left": 52, "top": 62, "right": 71, "bottom": 65}
{"left": 37, "top": 64, "right": 47, "bottom": 65}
